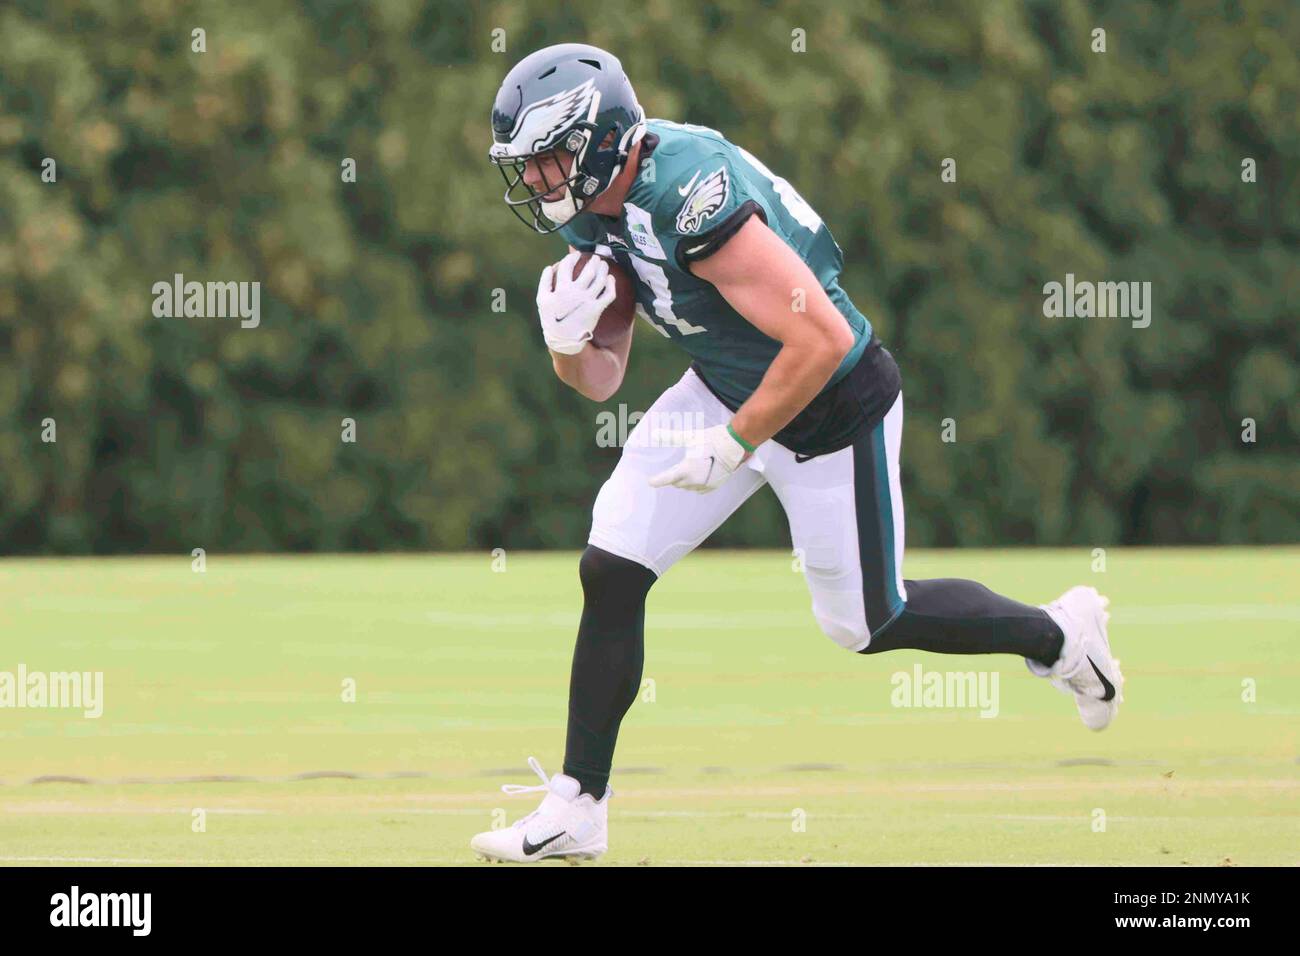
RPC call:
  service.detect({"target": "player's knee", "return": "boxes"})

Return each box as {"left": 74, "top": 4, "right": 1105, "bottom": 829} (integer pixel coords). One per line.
{"left": 578, "top": 545, "right": 657, "bottom": 602}
{"left": 809, "top": 596, "right": 872, "bottom": 652}
{"left": 806, "top": 585, "right": 904, "bottom": 652}
{"left": 817, "top": 615, "right": 870, "bottom": 651}
{"left": 855, "top": 604, "right": 906, "bottom": 654}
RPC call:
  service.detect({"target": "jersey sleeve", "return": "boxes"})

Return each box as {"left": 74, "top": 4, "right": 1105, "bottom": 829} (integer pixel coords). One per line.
{"left": 651, "top": 153, "right": 769, "bottom": 271}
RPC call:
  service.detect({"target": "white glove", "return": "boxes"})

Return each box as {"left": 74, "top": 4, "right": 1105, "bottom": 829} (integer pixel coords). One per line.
{"left": 536, "top": 250, "right": 616, "bottom": 355}
{"left": 649, "top": 423, "right": 753, "bottom": 493}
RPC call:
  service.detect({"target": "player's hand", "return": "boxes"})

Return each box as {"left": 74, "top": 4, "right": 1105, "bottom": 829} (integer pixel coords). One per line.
{"left": 536, "top": 250, "right": 617, "bottom": 355}
{"left": 648, "top": 423, "right": 752, "bottom": 493}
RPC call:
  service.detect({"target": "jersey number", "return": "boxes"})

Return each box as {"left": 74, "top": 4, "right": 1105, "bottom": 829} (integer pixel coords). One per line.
{"left": 736, "top": 147, "right": 822, "bottom": 232}
{"left": 628, "top": 257, "right": 707, "bottom": 337}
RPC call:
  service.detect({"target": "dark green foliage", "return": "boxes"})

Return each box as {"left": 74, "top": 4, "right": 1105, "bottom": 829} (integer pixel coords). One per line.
{"left": 0, "top": 0, "right": 1295, "bottom": 553}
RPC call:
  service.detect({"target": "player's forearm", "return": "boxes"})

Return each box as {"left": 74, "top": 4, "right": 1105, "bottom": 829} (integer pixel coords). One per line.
{"left": 730, "top": 334, "right": 850, "bottom": 447}
{"left": 552, "top": 344, "right": 625, "bottom": 402}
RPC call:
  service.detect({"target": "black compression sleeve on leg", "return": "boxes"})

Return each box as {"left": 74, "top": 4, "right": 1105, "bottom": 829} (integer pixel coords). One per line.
{"left": 563, "top": 546, "right": 658, "bottom": 798}
{"left": 859, "top": 578, "right": 1064, "bottom": 668}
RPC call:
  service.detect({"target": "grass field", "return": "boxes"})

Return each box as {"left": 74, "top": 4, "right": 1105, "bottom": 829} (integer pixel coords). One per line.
{"left": 0, "top": 548, "right": 1295, "bottom": 866}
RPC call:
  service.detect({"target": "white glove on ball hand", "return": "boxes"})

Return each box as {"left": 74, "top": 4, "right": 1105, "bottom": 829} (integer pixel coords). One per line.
{"left": 649, "top": 423, "right": 752, "bottom": 493}
{"left": 536, "top": 250, "right": 616, "bottom": 355}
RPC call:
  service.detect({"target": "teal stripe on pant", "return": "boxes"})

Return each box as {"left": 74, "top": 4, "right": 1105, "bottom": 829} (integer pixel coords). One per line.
{"left": 852, "top": 418, "right": 905, "bottom": 634}
{"left": 871, "top": 415, "right": 904, "bottom": 619}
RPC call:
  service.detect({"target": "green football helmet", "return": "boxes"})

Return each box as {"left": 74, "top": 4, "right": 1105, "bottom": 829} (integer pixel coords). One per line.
{"left": 489, "top": 43, "right": 645, "bottom": 233}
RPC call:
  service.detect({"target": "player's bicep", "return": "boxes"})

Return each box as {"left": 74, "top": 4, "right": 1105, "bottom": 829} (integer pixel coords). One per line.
{"left": 689, "top": 217, "right": 848, "bottom": 349}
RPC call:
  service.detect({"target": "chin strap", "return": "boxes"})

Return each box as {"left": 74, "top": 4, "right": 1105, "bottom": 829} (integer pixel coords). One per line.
{"left": 607, "top": 116, "right": 647, "bottom": 186}
{"left": 540, "top": 193, "right": 582, "bottom": 225}
{"left": 540, "top": 114, "right": 647, "bottom": 225}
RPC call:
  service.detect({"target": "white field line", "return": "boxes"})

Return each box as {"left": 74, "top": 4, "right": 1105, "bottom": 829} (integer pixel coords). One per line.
{"left": 1112, "top": 605, "right": 1300, "bottom": 622}
{"left": 644, "top": 860, "right": 1113, "bottom": 867}
{"left": 0, "top": 806, "right": 271, "bottom": 815}
{"left": 3, "top": 777, "right": 1296, "bottom": 802}
{"left": 1, "top": 805, "right": 1294, "bottom": 827}
{"left": 0, "top": 855, "right": 1180, "bottom": 867}
{"left": 1, "top": 779, "right": 1297, "bottom": 817}
{"left": 0, "top": 856, "right": 466, "bottom": 865}
{"left": 424, "top": 604, "right": 1300, "bottom": 630}
{"left": 606, "top": 779, "right": 1300, "bottom": 798}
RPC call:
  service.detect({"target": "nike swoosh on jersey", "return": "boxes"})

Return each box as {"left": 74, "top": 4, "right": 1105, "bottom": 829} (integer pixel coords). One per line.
{"left": 677, "top": 170, "right": 702, "bottom": 196}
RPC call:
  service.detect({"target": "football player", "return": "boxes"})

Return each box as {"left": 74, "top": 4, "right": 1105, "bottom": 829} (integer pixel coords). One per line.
{"left": 470, "top": 43, "right": 1123, "bottom": 863}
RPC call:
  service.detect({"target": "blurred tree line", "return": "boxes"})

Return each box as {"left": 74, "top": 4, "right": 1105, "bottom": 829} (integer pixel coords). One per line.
{"left": 0, "top": 0, "right": 1295, "bottom": 555}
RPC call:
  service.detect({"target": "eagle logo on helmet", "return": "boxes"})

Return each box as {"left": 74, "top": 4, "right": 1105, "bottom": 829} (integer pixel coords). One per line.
{"left": 675, "top": 166, "right": 730, "bottom": 233}
{"left": 498, "top": 78, "right": 601, "bottom": 157}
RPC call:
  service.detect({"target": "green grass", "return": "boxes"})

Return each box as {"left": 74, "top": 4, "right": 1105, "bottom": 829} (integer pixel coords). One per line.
{"left": 0, "top": 548, "right": 1296, "bottom": 866}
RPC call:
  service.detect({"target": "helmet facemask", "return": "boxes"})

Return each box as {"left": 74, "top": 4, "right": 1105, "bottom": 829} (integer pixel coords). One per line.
{"left": 491, "top": 128, "right": 599, "bottom": 234}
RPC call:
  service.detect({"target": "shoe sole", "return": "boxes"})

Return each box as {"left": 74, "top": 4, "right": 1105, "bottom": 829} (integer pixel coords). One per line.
{"left": 470, "top": 839, "right": 606, "bottom": 864}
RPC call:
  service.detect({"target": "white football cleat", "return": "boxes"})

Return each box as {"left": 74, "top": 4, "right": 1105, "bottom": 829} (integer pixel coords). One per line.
{"left": 1032, "top": 586, "right": 1123, "bottom": 731}
{"left": 470, "top": 757, "right": 610, "bottom": 863}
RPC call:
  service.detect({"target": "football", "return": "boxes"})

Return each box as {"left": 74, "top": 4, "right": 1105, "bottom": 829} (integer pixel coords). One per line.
{"left": 571, "top": 251, "right": 635, "bottom": 348}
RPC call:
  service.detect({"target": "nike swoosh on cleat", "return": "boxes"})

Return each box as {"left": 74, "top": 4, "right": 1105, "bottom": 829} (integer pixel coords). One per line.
{"left": 521, "top": 831, "right": 566, "bottom": 856}
{"left": 1087, "top": 655, "right": 1116, "bottom": 702}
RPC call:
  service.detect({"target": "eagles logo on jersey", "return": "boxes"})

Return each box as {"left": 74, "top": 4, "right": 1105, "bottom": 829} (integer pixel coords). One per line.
{"left": 674, "top": 166, "right": 730, "bottom": 234}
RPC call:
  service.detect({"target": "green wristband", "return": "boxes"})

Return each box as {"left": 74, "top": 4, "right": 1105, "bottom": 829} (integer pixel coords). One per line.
{"left": 727, "top": 423, "right": 757, "bottom": 454}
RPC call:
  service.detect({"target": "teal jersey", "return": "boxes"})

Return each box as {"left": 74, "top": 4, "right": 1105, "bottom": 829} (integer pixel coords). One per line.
{"left": 560, "top": 119, "right": 871, "bottom": 410}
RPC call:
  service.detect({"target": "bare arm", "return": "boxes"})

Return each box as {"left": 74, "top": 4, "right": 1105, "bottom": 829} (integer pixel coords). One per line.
{"left": 688, "top": 217, "right": 855, "bottom": 447}
{"left": 550, "top": 321, "right": 633, "bottom": 402}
